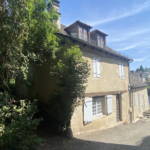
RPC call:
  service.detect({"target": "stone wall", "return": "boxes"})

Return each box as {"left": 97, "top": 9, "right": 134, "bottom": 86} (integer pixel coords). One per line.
{"left": 71, "top": 92, "right": 130, "bottom": 135}
{"left": 131, "top": 87, "right": 149, "bottom": 121}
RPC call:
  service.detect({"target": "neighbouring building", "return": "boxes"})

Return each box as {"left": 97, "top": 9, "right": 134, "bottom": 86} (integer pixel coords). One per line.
{"left": 130, "top": 72, "right": 149, "bottom": 122}
{"left": 17, "top": 0, "right": 148, "bottom": 135}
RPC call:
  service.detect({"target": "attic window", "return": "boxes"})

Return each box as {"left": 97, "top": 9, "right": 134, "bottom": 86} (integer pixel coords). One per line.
{"left": 98, "top": 35, "right": 104, "bottom": 48}
{"left": 79, "top": 27, "right": 88, "bottom": 42}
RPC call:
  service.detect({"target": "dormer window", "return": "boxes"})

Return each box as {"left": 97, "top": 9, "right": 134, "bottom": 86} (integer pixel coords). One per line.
{"left": 64, "top": 20, "right": 92, "bottom": 42}
{"left": 90, "top": 30, "right": 108, "bottom": 49}
{"left": 98, "top": 35, "right": 105, "bottom": 48}
{"left": 79, "top": 27, "right": 88, "bottom": 42}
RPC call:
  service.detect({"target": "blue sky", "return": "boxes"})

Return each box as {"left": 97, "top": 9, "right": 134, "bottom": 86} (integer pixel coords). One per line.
{"left": 59, "top": 0, "right": 150, "bottom": 70}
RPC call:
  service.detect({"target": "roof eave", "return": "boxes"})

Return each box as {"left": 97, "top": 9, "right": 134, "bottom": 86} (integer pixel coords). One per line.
{"left": 56, "top": 32, "right": 132, "bottom": 61}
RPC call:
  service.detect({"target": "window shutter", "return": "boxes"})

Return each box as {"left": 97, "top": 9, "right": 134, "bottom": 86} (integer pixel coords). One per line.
{"left": 119, "top": 63, "right": 122, "bottom": 79}
{"left": 121, "top": 63, "right": 124, "bottom": 79}
{"left": 93, "top": 57, "right": 97, "bottom": 77}
{"left": 107, "top": 95, "right": 113, "bottom": 114}
{"left": 84, "top": 98, "right": 93, "bottom": 125}
{"left": 96, "top": 58, "right": 101, "bottom": 78}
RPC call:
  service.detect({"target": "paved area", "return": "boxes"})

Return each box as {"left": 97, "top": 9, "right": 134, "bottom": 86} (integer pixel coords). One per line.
{"left": 39, "top": 119, "right": 150, "bottom": 150}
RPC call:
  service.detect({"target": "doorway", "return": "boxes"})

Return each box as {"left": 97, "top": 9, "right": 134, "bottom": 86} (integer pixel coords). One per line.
{"left": 116, "top": 94, "right": 121, "bottom": 122}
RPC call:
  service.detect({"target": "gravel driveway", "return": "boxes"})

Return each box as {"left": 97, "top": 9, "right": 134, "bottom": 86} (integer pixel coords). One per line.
{"left": 39, "top": 119, "right": 150, "bottom": 150}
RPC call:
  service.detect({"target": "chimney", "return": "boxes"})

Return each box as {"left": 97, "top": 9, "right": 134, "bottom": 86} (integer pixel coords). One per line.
{"left": 48, "top": 0, "right": 61, "bottom": 29}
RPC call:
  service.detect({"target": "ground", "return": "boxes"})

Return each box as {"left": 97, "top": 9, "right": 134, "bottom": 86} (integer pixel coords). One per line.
{"left": 38, "top": 119, "right": 150, "bottom": 150}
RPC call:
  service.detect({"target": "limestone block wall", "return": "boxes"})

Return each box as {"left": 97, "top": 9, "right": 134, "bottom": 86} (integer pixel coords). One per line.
{"left": 131, "top": 87, "right": 149, "bottom": 121}
{"left": 71, "top": 92, "right": 130, "bottom": 135}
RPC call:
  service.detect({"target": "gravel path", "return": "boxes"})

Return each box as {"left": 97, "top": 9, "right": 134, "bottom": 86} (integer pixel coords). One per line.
{"left": 39, "top": 119, "right": 150, "bottom": 150}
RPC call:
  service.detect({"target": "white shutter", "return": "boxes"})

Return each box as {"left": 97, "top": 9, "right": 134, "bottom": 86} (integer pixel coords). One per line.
{"left": 96, "top": 58, "right": 101, "bottom": 78}
{"left": 107, "top": 95, "right": 113, "bottom": 114}
{"left": 119, "top": 62, "right": 122, "bottom": 79}
{"left": 93, "top": 57, "right": 97, "bottom": 77}
{"left": 84, "top": 98, "right": 93, "bottom": 125}
{"left": 121, "top": 63, "right": 124, "bottom": 79}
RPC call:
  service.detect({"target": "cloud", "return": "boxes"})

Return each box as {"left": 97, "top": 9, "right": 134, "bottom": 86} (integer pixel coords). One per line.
{"left": 134, "top": 57, "right": 147, "bottom": 62}
{"left": 115, "top": 41, "right": 147, "bottom": 51}
{"left": 89, "top": 1, "right": 150, "bottom": 26}
{"left": 107, "top": 28, "right": 150, "bottom": 43}
{"left": 116, "top": 45, "right": 138, "bottom": 51}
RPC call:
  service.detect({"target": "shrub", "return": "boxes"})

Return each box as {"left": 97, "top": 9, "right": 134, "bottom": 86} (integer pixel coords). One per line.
{"left": 0, "top": 99, "right": 43, "bottom": 150}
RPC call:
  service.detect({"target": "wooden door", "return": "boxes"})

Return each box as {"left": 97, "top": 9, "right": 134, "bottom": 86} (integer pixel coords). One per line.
{"left": 116, "top": 95, "right": 120, "bottom": 122}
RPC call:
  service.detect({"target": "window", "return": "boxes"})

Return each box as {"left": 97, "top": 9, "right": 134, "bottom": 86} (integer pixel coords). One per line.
{"left": 98, "top": 35, "right": 105, "bottom": 48}
{"left": 119, "top": 62, "right": 124, "bottom": 79}
{"left": 92, "top": 97, "right": 103, "bottom": 117}
{"left": 101, "top": 37, "right": 104, "bottom": 48}
{"left": 79, "top": 27, "right": 88, "bottom": 41}
{"left": 93, "top": 57, "right": 101, "bottom": 78}
{"left": 83, "top": 95, "right": 113, "bottom": 124}
{"left": 98, "top": 35, "right": 101, "bottom": 47}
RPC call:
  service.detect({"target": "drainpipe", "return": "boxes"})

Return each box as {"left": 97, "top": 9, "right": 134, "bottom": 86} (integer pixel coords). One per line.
{"left": 128, "top": 60, "right": 133, "bottom": 123}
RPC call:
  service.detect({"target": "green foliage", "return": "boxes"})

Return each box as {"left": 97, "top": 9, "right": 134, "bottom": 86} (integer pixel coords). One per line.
{"left": 48, "top": 45, "right": 90, "bottom": 127}
{"left": 147, "top": 86, "right": 150, "bottom": 96}
{"left": 0, "top": 100, "right": 43, "bottom": 150}
{"left": 140, "top": 65, "right": 144, "bottom": 72}
{"left": 0, "top": 0, "right": 59, "bottom": 91}
{"left": 136, "top": 68, "right": 140, "bottom": 72}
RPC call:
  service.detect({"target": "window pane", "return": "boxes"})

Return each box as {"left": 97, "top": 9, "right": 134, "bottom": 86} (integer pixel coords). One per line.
{"left": 79, "top": 32, "right": 83, "bottom": 39}
{"left": 79, "top": 27, "right": 82, "bottom": 32}
{"left": 92, "top": 98, "right": 103, "bottom": 116}
{"left": 84, "top": 29, "right": 87, "bottom": 41}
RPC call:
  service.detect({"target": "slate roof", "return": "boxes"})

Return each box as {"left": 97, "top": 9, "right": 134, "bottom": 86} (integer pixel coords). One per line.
{"left": 90, "top": 29, "right": 108, "bottom": 36}
{"left": 130, "top": 72, "right": 147, "bottom": 88}
{"left": 58, "top": 24, "right": 133, "bottom": 61}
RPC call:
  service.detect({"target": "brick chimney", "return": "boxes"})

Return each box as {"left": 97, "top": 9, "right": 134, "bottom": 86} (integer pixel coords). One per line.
{"left": 48, "top": 0, "right": 61, "bottom": 29}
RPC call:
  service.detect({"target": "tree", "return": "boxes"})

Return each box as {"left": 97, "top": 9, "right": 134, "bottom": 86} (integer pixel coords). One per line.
{"left": 0, "top": 0, "right": 59, "bottom": 95}
{"left": 0, "top": 0, "right": 59, "bottom": 148}
{"left": 140, "top": 65, "right": 144, "bottom": 72}
{"left": 136, "top": 68, "right": 140, "bottom": 72}
{"left": 47, "top": 45, "right": 90, "bottom": 127}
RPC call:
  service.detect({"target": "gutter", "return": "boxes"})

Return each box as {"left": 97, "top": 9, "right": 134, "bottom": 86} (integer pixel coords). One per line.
{"left": 128, "top": 61, "right": 134, "bottom": 123}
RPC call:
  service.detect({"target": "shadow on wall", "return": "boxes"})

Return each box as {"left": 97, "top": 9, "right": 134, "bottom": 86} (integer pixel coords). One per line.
{"left": 38, "top": 135, "right": 150, "bottom": 150}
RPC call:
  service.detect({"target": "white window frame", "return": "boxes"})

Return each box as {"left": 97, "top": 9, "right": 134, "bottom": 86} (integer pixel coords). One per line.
{"left": 119, "top": 62, "right": 124, "bottom": 79}
{"left": 79, "top": 26, "right": 88, "bottom": 42}
{"left": 92, "top": 97, "right": 103, "bottom": 118}
{"left": 93, "top": 57, "right": 101, "bottom": 78}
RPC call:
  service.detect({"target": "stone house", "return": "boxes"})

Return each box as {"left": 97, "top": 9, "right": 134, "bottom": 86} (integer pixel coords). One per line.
{"left": 17, "top": 0, "right": 148, "bottom": 135}
{"left": 130, "top": 72, "right": 149, "bottom": 122}
{"left": 25, "top": 0, "right": 133, "bottom": 134}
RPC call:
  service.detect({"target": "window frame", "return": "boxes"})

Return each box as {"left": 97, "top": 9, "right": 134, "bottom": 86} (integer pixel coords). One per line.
{"left": 79, "top": 26, "right": 88, "bottom": 42}
{"left": 119, "top": 62, "right": 124, "bottom": 79}
{"left": 92, "top": 97, "right": 103, "bottom": 118}
{"left": 93, "top": 57, "right": 101, "bottom": 78}
{"left": 97, "top": 35, "right": 105, "bottom": 48}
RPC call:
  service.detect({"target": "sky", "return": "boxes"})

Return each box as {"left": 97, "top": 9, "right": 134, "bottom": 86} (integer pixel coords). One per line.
{"left": 59, "top": 0, "right": 150, "bottom": 70}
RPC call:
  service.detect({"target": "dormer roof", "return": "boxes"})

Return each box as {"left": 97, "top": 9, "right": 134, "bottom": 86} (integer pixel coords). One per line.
{"left": 65, "top": 20, "right": 93, "bottom": 31}
{"left": 91, "top": 29, "right": 108, "bottom": 36}
{"left": 58, "top": 24, "right": 133, "bottom": 61}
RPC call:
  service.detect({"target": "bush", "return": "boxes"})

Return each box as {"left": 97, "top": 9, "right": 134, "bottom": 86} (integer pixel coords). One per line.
{"left": 0, "top": 100, "right": 43, "bottom": 150}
